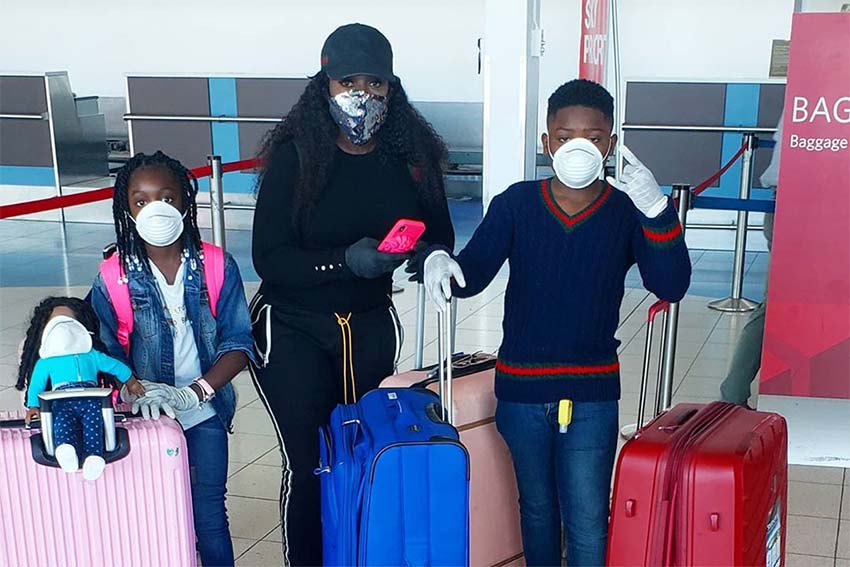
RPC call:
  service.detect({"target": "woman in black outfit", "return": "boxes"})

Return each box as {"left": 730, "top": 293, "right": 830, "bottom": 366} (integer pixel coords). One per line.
{"left": 249, "top": 23, "right": 454, "bottom": 566}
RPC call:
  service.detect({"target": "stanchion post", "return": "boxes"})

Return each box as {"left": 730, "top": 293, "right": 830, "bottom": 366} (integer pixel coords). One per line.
{"left": 708, "top": 133, "right": 758, "bottom": 313}
{"left": 208, "top": 155, "right": 227, "bottom": 253}
{"left": 659, "top": 184, "right": 692, "bottom": 411}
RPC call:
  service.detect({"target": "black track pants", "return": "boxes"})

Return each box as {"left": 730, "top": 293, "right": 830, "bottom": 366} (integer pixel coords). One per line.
{"left": 247, "top": 293, "right": 402, "bottom": 566}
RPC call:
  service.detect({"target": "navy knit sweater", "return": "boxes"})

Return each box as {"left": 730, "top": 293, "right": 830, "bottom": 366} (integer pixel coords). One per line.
{"left": 452, "top": 179, "right": 691, "bottom": 403}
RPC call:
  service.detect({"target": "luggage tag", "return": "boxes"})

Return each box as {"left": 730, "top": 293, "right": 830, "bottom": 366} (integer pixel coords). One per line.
{"left": 558, "top": 399, "right": 573, "bottom": 434}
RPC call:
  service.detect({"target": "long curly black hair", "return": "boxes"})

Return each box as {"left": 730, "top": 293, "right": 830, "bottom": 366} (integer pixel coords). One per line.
{"left": 112, "top": 151, "right": 202, "bottom": 274}
{"left": 16, "top": 297, "right": 117, "bottom": 393}
{"left": 257, "top": 72, "right": 448, "bottom": 238}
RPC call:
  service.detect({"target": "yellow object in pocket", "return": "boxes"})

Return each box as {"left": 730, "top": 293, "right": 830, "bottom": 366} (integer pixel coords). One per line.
{"left": 558, "top": 399, "right": 573, "bottom": 433}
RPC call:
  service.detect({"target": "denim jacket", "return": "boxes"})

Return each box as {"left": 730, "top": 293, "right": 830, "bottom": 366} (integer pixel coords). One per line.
{"left": 90, "top": 249, "right": 257, "bottom": 430}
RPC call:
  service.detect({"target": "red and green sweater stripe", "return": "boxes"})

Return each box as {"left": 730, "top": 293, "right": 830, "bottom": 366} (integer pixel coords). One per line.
{"left": 496, "top": 359, "right": 620, "bottom": 378}
{"left": 495, "top": 358, "right": 622, "bottom": 402}
{"left": 541, "top": 179, "right": 612, "bottom": 232}
{"left": 642, "top": 219, "right": 684, "bottom": 248}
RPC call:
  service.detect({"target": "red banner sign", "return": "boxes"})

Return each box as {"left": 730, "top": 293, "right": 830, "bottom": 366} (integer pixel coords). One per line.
{"left": 761, "top": 13, "right": 850, "bottom": 399}
{"left": 578, "top": 0, "right": 609, "bottom": 85}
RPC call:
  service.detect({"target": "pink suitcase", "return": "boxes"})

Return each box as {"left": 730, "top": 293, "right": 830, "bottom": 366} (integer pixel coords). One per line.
{"left": 0, "top": 389, "right": 196, "bottom": 567}
{"left": 382, "top": 289, "right": 525, "bottom": 567}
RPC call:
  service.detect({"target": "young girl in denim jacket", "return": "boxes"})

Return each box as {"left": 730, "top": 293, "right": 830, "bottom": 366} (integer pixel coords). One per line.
{"left": 90, "top": 151, "right": 256, "bottom": 567}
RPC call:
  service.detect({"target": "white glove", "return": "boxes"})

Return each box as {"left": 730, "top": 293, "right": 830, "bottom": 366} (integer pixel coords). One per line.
{"left": 120, "top": 383, "right": 140, "bottom": 405}
{"left": 132, "top": 381, "right": 199, "bottom": 420}
{"left": 606, "top": 145, "right": 668, "bottom": 218}
{"left": 423, "top": 251, "right": 466, "bottom": 313}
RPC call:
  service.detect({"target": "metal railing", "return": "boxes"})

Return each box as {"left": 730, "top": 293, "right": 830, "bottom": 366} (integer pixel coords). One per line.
{"left": 622, "top": 124, "right": 777, "bottom": 134}
{"left": 124, "top": 114, "right": 280, "bottom": 123}
{"left": 0, "top": 113, "right": 47, "bottom": 120}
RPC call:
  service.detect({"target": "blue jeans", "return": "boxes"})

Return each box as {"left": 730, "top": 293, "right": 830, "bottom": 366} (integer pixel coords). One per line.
{"left": 496, "top": 400, "right": 618, "bottom": 567}
{"left": 185, "top": 416, "right": 234, "bottom": 567}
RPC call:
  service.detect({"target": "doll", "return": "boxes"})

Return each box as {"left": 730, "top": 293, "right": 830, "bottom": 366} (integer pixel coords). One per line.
{"left": 16, "top": 297, "right": 144, "bottom": 480}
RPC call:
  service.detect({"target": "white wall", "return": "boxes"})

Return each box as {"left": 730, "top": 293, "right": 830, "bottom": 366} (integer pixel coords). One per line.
{"left": 801, "top": 0, "right": 849, "bottom": 11}
{"left": 535, "top": 0, "right": 796, "bottom": 135}
{"left": 3, "top": 0, "right": 806, "bottom": 111}
{"left": 1, "top": 0, "right": 484, "bottom": 103}
{"left": 3, "top": 0, "right": 800, "bottom": 113}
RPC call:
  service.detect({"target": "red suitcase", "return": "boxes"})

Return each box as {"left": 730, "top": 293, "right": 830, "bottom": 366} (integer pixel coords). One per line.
{"left": 607, "top": 401, "right": 788, "bottom": 567}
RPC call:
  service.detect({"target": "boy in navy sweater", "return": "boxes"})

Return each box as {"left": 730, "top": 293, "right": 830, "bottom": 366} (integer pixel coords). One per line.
{"left": 422, "top": 80, "right": 691, "bottom": 566}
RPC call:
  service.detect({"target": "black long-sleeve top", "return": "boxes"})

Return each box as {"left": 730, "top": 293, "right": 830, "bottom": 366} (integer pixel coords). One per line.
{"left": 253, "top": 142, "right": 455, "bottom": 314}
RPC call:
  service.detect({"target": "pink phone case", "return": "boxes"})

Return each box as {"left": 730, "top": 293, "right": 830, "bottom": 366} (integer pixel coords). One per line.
{"left": 377, "top": 219, "right": 426, "bottom": 254}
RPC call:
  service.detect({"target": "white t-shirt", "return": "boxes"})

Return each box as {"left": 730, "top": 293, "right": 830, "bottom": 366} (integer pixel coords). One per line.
{"left": 150, "top": 260, "right": 217, "bottom": 430}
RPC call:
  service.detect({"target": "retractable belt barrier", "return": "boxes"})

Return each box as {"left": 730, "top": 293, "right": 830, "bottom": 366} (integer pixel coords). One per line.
{"left": 1, "top": 135, "right": 773, "bottom": 220}
{"left": 692, "top": 196, "right": 775, "bottom": 214}
{"left": 0, "top": 158, "right": 261, "bottom": 220}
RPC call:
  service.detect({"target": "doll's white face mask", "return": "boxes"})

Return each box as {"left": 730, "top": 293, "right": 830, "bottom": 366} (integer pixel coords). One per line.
{"left": 39, "top": 315, "right": 92, "bottom": 359}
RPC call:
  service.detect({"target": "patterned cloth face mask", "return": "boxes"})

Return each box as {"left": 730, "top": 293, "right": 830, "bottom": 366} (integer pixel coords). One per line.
{"left": 328, "top": 90, "right": 389, "bottom": 145}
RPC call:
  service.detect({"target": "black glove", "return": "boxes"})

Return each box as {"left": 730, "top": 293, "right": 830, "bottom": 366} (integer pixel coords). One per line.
{"left": 406, "top": 242, "right": 451, "bottom": 284}
{"left": 404, "top": 242, "right": 431, "bottom": 283}
{"left": 345, "top": 237, "right": 410, "bottom": 279}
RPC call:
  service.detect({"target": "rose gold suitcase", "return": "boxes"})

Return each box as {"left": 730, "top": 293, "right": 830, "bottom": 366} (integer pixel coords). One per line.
{"left": 381, "top": 286, "right": 524, "bottom": 567}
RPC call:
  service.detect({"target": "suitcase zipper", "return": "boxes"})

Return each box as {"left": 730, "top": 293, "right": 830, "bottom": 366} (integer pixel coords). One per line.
{"left": 674, "top": 403, "right": 739, "bottom": 566}
{"left": 340, "top": 404, "right": 362, "bottom": 565}
{"left": 655, "top": 403, "right": 737, "bottom": 566}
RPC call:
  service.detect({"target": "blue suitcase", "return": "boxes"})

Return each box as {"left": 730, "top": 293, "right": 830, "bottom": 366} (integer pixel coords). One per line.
{"left": 317, "top": 387, "right": 470, "bottom": 566}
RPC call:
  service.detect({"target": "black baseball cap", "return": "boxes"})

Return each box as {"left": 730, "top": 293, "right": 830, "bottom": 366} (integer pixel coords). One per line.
{"left": 321, "top": 23, "right": 396, "bottom": 83}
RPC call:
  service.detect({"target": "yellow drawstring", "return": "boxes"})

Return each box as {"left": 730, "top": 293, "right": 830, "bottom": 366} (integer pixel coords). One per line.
{"left": 335, "top": 312, "right": 357, "bottom": 404}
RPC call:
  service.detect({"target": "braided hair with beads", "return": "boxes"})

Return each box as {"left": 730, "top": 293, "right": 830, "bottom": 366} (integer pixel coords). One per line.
{"left": 112, "top": 151, "right": 203, "bottom": 276}
{"left": 16, "top": 297, "right": 118, "bottom": 393}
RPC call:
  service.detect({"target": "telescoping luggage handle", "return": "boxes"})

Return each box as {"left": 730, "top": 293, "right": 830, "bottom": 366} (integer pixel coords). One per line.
{"left": 414, "top": 283, "right": 457, "bottom": 369}
{"left": 620, "top": 300, "right": 671, "bottom": 440}
{"left": 436, "top": 297, "right": 455, "bottom": 426}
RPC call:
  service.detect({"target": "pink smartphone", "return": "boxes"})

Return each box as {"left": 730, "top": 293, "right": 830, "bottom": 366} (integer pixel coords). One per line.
{"left": 377, "top": 219, "right": 426, "bottom": 254}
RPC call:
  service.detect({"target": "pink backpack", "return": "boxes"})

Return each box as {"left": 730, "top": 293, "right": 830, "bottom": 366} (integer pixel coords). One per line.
{"left": 99, "top": 241, "right": 225, "bottom": 355}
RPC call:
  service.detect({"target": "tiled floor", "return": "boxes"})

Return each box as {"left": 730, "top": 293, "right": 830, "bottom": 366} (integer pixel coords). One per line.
{"left": 0, "top": 213, "right": 847, "bottom": 566}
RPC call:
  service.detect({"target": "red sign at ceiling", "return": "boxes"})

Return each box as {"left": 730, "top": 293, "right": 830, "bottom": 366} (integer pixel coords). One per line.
{"left": 579, "top": 0, "right": 609, "bottom": 85}
{"left": 761, "top": 12, "right": 850, "bottom": 399}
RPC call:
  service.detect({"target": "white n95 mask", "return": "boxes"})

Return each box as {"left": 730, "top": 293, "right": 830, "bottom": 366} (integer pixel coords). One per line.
{"left": 39, "top": 315, "right": 93, "bottom": 359}
{"left": 547, "top": 137, "right": 611, "bottom": 190}
{"left": 131, "top": 200, "right": 186, "bottom": 247}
